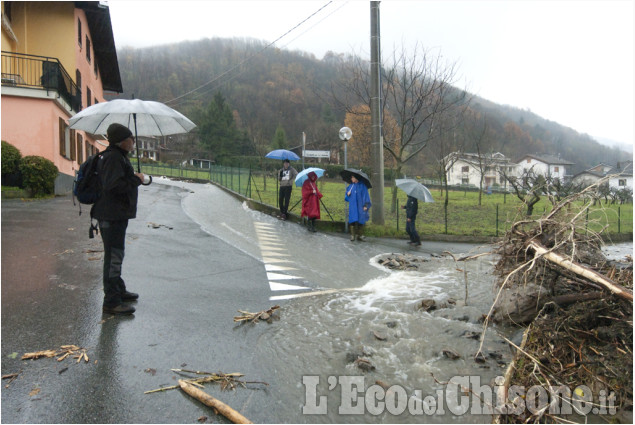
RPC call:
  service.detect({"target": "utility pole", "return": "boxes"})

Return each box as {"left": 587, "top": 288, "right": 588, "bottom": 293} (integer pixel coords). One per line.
{"left": 370, "top": 1, "right": 384, "bottom": 224}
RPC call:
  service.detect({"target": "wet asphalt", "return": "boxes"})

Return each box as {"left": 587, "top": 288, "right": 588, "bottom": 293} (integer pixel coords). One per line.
{"left": 1, "top": 181, "right": 483, "bottom": 424}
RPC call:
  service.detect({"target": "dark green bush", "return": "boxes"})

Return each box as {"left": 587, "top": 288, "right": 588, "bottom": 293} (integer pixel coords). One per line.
{"left": 1, "top": 141, "right": 22, "bottom": 175}
{"left": 19, "top": 155, "right": 59, "bottom": 196}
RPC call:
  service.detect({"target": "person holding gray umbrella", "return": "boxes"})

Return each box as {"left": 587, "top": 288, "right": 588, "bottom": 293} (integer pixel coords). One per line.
{"left": 92, "top": 123, "right": 145, "bottom": 315}
{"left": 402, "top": 195, "right": 421, "bottom": 246}
{"left": 395, "top": 179, "right": 434, "bottom": 247}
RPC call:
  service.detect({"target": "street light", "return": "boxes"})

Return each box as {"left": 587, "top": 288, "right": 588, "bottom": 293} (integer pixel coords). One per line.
{"left": 339, "top": 126, "right": 352, "bottom": 169}
{"left": 339, "top": 127, "right": 352, "bottom": 232}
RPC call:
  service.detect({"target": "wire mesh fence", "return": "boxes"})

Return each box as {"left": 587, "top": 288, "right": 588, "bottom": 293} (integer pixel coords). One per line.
{"left": 138, "top": 162, "right": 633, "bottom": 238}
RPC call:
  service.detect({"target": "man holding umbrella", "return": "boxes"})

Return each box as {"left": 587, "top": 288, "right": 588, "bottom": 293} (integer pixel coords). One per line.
{"left": 92, "top": 123, "right": 145, "bottom": 315}
{"left": 402, "top": 196, "right": 421, "bottom": 246}
{"left": 277, "top": 159, "right": 298, "bottom": 220}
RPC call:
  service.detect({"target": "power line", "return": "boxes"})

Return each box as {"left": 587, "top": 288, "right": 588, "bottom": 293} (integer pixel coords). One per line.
{"left": 165, "top": 1, "right": 335, "bottom": 107}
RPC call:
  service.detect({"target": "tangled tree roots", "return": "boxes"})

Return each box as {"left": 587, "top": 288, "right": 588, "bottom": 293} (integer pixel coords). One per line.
{"left": 488, "top": 180, "right": 633, "bottom": 423}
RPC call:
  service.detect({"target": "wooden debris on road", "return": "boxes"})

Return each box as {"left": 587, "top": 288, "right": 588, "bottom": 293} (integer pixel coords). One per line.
{"left": 21, "top": 345, "right": 89, "bottom": 363}
{"left": 145, "top": 369, "right": 267, "bottom": 394}
{"left": 233, "top": 305, "right": 280, "bottom": 323}
{"left": 179, "top": 379, "right": 253, "bottom": 424}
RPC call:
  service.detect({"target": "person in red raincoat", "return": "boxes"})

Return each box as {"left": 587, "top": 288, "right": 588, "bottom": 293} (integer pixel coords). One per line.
{"left": 301, "top": 171, "right": 322, "bottom": 232}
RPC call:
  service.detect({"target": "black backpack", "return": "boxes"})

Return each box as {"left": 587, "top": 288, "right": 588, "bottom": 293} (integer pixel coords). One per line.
{"left": 73, "top": 154, "right": 102, "bottom": 238}
{"left": 73, "top": 154, "right": 102, "bottom": 205}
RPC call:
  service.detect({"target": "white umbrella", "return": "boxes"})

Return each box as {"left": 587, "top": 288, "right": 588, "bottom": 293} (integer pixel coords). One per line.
{"left": 69, "top": 98, "right": 196, "bottom": 172}
{"left": 395, "top": 179, "right": 435, "bottom": 203}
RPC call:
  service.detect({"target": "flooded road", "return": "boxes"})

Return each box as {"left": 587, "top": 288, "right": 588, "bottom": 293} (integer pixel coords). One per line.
{"left": 3, "top": 178, "right": 629, "bottom": 423}
{"left": 162, "top": 178, "right": 520, "bottom": 422}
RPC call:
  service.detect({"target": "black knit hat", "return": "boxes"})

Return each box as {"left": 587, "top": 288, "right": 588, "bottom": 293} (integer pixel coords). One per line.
{"left": 107, "top": 123, "right": 133, "bottom": 145}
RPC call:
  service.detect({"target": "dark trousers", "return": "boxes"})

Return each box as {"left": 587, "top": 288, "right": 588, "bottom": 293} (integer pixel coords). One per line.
{"left": 99, "top": 219, "right": 129, "bottom": 307}
{"left": 406, "top": 218, "right": 420, "bottom": 243}
{"left": 279, "top": 186, "right": 292, "bottom": 215}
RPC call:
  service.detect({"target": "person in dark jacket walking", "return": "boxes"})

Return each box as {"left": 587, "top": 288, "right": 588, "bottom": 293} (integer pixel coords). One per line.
{"left": 277, "top": 159, "right": 298, "bottom": 220}
{"left": 402, "top": 195, "right": 421, "bottom": 246}
{"left": 92, "top": 123, "right": 145, "bottom": 315}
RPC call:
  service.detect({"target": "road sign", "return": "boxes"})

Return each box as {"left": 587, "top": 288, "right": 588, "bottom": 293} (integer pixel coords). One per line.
{"left": 303, "top": 150, "right": 330, "bottom": 158}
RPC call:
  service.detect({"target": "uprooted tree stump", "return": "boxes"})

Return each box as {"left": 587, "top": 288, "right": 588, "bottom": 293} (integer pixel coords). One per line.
{"left": 485, "top": 179, "right": 633, "bottom": 423}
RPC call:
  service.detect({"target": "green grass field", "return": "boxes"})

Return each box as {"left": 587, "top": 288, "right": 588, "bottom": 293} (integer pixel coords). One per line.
{"left": 140, "top": 163, "right": 633, "bottom": 238}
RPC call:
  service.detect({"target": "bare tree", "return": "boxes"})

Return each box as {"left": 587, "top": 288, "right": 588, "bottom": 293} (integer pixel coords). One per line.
{"left": 462, "top": 110, "right": 499, "bottom": 205}
{"left": 330, "top": 44, "right": 470, "bottom": 212}
{"left": 501, "top": 167, "right": 547, "bottom": 216}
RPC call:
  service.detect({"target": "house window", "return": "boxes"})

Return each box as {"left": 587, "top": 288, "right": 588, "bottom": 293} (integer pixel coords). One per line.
{"left": 461, "top": 166, "right": 469, "bottom": 173}
{"left": 462, "top": 177, "right": 469, "bottom": 185}
{"left": 85, "top": 36, "right": 91, "bottom": 63}
{"left": 77, "top": 18, "right": 82, "bottom": 47}
{"left": 619, "top": 179, "right": 626, "bottom": 187}
{"left": 554, "top": 166, "right": 559, "bottom": 172}
{"left": 86, "top": 87, "right": 92, "bottom": 107}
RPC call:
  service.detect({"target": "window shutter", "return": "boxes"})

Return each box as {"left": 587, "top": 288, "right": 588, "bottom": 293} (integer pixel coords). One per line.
{"left": 70, "top": 129, "right": 77, "bottom": 161}
{"left": 59, "top": 117, "right": 66, "bottom": 156}
{"left": 77, "top": 134, "right": 84, "bottom": 163}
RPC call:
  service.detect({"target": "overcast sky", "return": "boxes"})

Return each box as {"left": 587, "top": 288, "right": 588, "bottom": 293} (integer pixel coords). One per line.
{"left": 108, "top": 0, "right": 634, "bottom": 147}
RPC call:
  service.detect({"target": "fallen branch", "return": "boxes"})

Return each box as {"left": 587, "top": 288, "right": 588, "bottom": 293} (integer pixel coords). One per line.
{"left": 528, "top": 241, "right": 633, "bottom": 302}
{"left": 179, "top": 379, "right": 253, "bottom": 424}
{"left": 234, "top": 305, "right": 280, "bottom": 323}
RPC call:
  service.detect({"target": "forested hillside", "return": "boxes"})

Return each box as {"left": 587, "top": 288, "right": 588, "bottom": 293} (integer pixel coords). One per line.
{"left": 111, "top": 37, "right": 627, "bottom": 175}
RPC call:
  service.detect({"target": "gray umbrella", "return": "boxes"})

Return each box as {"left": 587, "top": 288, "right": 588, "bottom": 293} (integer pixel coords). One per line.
{"left": 395, "top": 179, "right": 435, "bottom": 203}
{"left": 69, "top": 98, "right": 196, "bottom": 172}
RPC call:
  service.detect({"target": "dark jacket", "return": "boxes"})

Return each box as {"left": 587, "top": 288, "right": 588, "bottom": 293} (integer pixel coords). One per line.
{"left": 405, "top": 196, "right": 418, "bottom": 220}
{"left": 92, "top": 145, "right": 141, "bottom": 221}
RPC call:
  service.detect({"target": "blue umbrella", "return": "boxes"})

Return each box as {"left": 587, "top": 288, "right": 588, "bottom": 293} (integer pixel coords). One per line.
{"left": 295, "top": 167, "right": 325, "bottom": 187}
{"left": 265, "top": 149, "right": 301, "bottom": 161}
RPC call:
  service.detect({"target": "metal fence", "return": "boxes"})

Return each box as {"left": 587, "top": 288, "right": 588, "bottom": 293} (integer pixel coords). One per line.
{"left": 2, "top": 51, "right": 81, "bottom": 112}
{"left": 138, "top": 162, "right": 633, "bottom": 238}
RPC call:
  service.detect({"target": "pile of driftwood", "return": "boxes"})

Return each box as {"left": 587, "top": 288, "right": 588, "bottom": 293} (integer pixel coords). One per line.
{"left": 485, "top": 183, "right": 633, "bottom": 423}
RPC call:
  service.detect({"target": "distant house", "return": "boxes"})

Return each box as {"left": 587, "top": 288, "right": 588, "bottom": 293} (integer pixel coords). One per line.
{"left": 572, "top": 163, "right": 614, "bottom": 187}
{"left": 135, "top": 136, "right": 160, "bottom": 161}
{"left": 516, "top": 154, "right": 575, "bottom": 181}
{"left": 572, "top": 161, "right": 633, "bottom": 191}
{"left": 1, "top": 1, "right": 122, "bottom": 194}
{"left": 609, "top": 161, "right": 633, "bottom": 191}
{"left": 444, "top": 152, "right": 519, "bottom": 188}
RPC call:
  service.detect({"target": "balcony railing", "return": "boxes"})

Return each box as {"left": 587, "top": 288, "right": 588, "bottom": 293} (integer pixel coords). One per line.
{"left": 1, "top": 51, "right": 81, "bottom": 112}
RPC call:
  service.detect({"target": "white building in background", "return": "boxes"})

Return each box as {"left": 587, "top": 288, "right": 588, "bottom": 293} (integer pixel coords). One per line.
{"left": 515, "top": 153, "right": 575, "bottom": 181}
{"left": 572, "top": 163, "right": 615, "bottom": 187}
{"left": 444, "top": 152, "right": 519, "bottom": 188}
{"left": 609, "top": 161, "right": 633, "bottom": 190}
{"left": 572, "top": 161, "right": 632, "bottom": 191}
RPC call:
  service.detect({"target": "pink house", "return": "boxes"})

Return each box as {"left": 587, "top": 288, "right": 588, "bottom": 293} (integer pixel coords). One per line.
{"left": 1, "top": 2, "right": 123, "bottom": 194}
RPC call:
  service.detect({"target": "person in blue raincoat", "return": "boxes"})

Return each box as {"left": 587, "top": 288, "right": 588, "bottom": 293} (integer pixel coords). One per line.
{"left": 345, "top": 176, "right": 371, "bottom": 241}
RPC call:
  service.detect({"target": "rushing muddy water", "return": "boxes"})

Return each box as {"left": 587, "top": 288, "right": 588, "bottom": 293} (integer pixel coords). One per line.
{"left": 161, "top": 178, "right": 632, "bottom": 423}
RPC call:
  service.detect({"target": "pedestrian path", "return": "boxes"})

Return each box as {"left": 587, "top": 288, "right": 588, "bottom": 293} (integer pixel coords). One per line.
{"left": 253, "top": 221, "right": 321, "bottom": 301}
